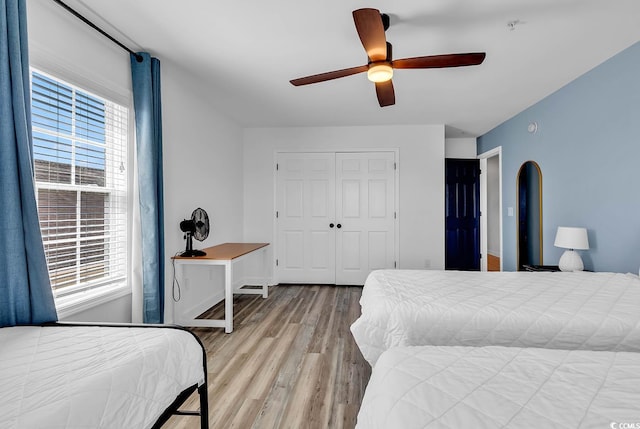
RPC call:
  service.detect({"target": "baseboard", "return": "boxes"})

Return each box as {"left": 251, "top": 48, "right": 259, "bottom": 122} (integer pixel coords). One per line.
{"left": 180, "top": 276, "right": 274, "bottom": 320}
{"left": 182, "top": 290, "right": 225, "bottom": 321}
{"left": 241, "top": 276, "right": 275, "bottom": 287}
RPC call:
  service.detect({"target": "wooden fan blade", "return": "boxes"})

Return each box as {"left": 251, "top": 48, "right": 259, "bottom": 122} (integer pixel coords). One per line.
{"left": 353, "top": 8, "right": 387, "bottom": 62}
{"left": 393, "top": 53, "right": 486, "bottom": 69}
{"left": 375, "top": 80, "right": 395, "bottom": 107}
{"left": 290, "top": 65, "right": 368, "bottom": 86}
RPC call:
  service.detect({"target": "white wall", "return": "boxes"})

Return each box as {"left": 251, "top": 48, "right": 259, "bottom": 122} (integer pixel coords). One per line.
{"left": 27, "top": 0, "right": 245, "bottom": 323}
{"left": 161, "top": 60, "right": 244, "bottom": 323}
{"left": 445, "top": 138, "right": 477, "bottom": 159}
{"left": 243, "top": 125, "right": 446, "bottom": 274}
{"left": 62, "top": 295, "right": 132, "bottom": 323}
{"left": 28, "top": 1, "right": 131, "bottom": 105}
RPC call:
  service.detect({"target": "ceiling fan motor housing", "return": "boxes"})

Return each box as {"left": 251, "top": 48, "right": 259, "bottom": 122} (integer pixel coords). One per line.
{"left": 381, "top": 13, "right": 390, "bottom": 31}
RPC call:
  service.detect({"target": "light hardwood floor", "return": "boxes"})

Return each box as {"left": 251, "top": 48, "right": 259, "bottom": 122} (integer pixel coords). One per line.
{"left": 165, "top": 285, "right": 370, "bottom": 429}
{"left": 488, "top": 254, "right": 501, "bottom": 271}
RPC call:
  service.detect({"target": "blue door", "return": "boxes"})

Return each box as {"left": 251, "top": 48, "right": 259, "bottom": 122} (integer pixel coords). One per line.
{"left": 445, "top": 159, "right": 480, "bottom": 270}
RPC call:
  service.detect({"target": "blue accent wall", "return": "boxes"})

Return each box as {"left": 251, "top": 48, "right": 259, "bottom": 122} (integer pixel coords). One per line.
{"left": 478, "top": 41, "right": 640, "bottom": 273}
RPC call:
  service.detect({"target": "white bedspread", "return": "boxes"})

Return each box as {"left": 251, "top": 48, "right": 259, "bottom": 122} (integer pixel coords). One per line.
{"left": 351, "top": 270, "right": 640, "bottom": 365}
{"left": 0, "top": 325, "right": 205, "bottom": 429}
{"left": 357, "top": 346, "right": 640, "bottom": 428}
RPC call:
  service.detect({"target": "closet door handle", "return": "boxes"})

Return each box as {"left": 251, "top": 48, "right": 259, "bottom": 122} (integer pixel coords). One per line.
{"left": 329, "top": 223, "right": 334, "bottom": 228}
{"left": 336, "top": 223, "right": 342, "bottom": 229}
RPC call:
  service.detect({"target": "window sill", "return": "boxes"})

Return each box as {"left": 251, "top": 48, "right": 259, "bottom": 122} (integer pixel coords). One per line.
{"left": 55, "top": 284, "right": 131, "bottom": 319}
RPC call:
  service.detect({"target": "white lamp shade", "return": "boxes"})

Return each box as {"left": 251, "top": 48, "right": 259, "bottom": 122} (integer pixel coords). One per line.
{"left": 554, "top": 227, "right": 589, "bottom": 250}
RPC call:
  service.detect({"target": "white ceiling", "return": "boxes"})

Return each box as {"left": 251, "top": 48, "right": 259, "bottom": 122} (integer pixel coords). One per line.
{"left": 68, "top": 0, "right": 640, "bottom": 137}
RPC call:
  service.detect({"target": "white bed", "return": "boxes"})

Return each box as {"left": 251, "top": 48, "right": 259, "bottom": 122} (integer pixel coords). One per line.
{"left": 356, "top": 345, "right": 640, "bottom": 428}
{"left": 351, "top": 269, "right": 640, "bottom": 365}
{"left": 0, "top": 324, "right": 208, "bottom": 429}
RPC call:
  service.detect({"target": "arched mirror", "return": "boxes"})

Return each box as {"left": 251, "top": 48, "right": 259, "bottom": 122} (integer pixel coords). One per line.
{"left": 517, "top": 161, "right": 543, "bottom": 270}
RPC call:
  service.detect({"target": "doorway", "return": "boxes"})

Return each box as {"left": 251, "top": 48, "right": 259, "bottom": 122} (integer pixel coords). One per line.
{"left": 445, "top": 158, "right": 480, "bottom": 271}
{"left": 275, "top": 151, "right": 397, "bottom": 285}
{"left": 478, "top": 147, "right": 502, "bottom": 271}
{"left": 517, "top": 161, "right": 543, "bottom": 270}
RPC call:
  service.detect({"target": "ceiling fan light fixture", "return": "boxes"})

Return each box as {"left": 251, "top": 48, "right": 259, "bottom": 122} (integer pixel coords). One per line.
{"left": 367, "top": 62, "right": 393, "bottom": 83}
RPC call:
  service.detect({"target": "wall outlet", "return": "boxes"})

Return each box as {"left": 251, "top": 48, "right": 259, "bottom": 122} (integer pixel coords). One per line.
{"left": 507, "top": 207, "right": 514, "bottom": 217}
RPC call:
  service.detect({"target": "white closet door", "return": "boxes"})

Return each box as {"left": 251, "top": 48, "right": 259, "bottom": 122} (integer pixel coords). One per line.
{"left": 335, "top": 152, "right": 396, "bottom": 285}
{"left": 276, "top": 152, "right": 336, "bottom": 284}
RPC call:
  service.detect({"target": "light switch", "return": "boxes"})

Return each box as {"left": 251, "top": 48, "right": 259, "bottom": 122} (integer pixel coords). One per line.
{"left": 507, "top": 207, "right": 514, "bottom": 217}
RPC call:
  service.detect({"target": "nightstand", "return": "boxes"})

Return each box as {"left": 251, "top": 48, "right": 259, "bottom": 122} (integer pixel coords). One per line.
{"left": 523, "top": 264, "right": 561, "bottom": 272}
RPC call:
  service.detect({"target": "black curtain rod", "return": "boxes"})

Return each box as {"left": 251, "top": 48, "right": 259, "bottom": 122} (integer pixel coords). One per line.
{"left": 51, "top": 0, "right": 143, "bottom": 62}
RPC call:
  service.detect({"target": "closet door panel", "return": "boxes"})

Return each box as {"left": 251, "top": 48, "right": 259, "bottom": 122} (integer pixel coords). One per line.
{"left": 276, "top": 153, "right": 336, "bottom": 283}
{"left": 335, "top": 152, "right": 395, "bottom": 285}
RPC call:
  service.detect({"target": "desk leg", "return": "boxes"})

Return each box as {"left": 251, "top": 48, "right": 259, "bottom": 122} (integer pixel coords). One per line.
{"left": 225, "top": 261, "right": 233, "bottom": 333}
{"left": 262, "top": 247, "right": 269, "bottom": 298}
{"left": 174, "top": 263, "right": 184, "bottom": 325}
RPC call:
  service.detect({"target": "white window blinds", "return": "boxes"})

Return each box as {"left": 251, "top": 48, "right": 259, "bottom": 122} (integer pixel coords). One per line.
{"left": 31, "top": 70, "right": 128, "bottom": 297}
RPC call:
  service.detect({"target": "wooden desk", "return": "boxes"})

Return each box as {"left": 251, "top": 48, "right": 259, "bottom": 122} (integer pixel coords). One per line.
{"left": 172, "top": 243, "right": 269, "bottom": 333}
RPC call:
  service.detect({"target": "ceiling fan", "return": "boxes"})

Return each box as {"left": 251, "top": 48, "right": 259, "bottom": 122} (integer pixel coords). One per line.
{"left": 290, "top": 8, "right": 486, "bottom": 107}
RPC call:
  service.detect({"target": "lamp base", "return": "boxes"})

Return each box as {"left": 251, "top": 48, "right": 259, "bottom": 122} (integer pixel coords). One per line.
{"left": 558, "top": 250, "right": 583, "bottom": 272}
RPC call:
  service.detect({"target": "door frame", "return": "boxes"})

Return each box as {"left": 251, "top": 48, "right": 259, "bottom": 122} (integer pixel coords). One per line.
{"left": 478, "top": 146, "right": 503, "bottom": 272}
{"left": 273, "top": 149, "right": 400, "bottom": 284}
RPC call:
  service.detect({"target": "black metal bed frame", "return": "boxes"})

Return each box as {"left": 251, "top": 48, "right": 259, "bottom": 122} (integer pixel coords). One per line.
{"left": 43, "top": 322, "right": 209, "bottom": 429}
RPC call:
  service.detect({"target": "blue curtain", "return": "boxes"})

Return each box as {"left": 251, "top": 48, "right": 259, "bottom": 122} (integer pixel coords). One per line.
{"left": 0, "top": 0, "right": 57, "bottom": 326}
{"left": 130, "top": 52, "right": 165, "bottom": 323}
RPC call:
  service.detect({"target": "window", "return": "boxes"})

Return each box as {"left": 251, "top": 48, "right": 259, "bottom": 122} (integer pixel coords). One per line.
{"left": 30, "top": 70, "right": 128, "bottom": 305}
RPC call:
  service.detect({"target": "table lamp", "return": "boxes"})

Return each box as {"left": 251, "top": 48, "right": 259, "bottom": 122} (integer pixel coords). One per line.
{"left": 554, "top": 227, "right": 589, "bottom": 272}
